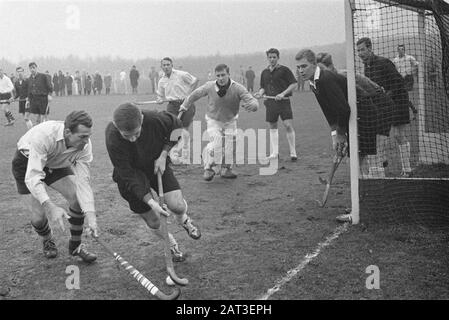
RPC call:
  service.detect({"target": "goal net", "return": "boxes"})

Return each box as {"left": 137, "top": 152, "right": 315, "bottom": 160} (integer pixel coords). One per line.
{"left": 346, "top": 0, "right": 449, "bottom": 228}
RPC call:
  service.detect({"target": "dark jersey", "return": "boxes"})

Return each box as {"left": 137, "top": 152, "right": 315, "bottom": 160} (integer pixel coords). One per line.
{"left": 105, "top": 110, "right": 182, "bottom": 201}
{"left": 260, "top": 65, "right": 297, "bottom": 97}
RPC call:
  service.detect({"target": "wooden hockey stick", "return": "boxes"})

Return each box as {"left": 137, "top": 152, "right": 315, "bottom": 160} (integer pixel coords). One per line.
{"left": 157, "top": 172, "right": 189, "bottom": 286}
{"left": 93, "top": 236, "right": 181, "bottom": 300}
{"left": 317, "top": 154, "right": 344, "bottom": 207}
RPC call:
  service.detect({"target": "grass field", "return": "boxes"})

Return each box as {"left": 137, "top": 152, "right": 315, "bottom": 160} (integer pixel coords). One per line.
{"left": 0, "top": 91, "right": 448, "bottom": 300}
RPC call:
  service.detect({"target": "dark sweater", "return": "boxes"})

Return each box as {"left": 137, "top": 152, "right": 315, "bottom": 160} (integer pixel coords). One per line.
{"left": 105, "top": 110, "right": 182, "bottom": 201}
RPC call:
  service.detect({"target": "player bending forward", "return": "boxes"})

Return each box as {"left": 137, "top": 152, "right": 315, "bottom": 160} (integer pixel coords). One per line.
{"left": 11, "top": 111, "right": 98, "bottom": 261}
{"left": 105, "top": 103, "right": 201, "bottom": 262}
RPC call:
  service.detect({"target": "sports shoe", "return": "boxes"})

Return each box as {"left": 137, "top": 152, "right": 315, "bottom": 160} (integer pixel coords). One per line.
{"left": 291, "top": 156, "right": 298, "bottom": 162}
{"left": 182, "top": 216, "right": 201, "bottom": 240}
{"left": 4, "top": 120, "right": 14, "bottom": 127}
{"left": 170, "top": 242, "right": 186, "bottom": 263}
{"left": 267, "top": 153, "right": 279, "bottom": 160}
{"left": 336, "top": 213, "right": 352, "bottom": 223}
{"left": 43, "top": 238, "right": 58, "bottom": 259}
{"left": 400, "top": 170, "right": 412, "bottom": 178}
{"left": 203, "top": 168, "right": 215, "bottom": 181}
{"left": 70, "top": 244, "right": 97, "bottom": 263}
{"left": 221, "top": 167, "right": 237, "bottom": 179}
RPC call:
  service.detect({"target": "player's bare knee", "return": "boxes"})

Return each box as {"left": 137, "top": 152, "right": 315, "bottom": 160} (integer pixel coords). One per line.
{"left": 167, "top": 200, "right": 185, "bottom": 215}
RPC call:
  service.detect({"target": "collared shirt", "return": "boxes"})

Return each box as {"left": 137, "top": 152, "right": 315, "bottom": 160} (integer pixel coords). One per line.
{"left": 393, "top": 54, "right": 418, "bottom": 77}
{"left": 14, "top": 78, "right": 29, "bottom": 99}
{"left": 0, "top": 75, "right": 14, "bottom": 94}
{"left": 182, "top": 79, "right": 258, "bottom": 123}
{"left": 28, "top": 72, "right": 53, "bottom": 97}
{"left": 309, "top": 65, "right": 321, "bottom": 90}
{"left": 17, "top": 121, "right": 95, "bottom": 212}
{"left": 311, "top": 68, "right": 350, "bottom": 134}
{"left": 260, "top": 64, "right": 297, "bottom": 96}
{"left": 157, "top": 69, "right": 197, "bottom": 101}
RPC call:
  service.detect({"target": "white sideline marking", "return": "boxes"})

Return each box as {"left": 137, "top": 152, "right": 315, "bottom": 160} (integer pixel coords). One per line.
{"left": 257, "top": 223, "right": 349, "bottom": 300}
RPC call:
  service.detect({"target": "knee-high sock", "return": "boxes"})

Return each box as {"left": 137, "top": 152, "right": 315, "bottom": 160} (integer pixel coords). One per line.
{"left": 181, "top": 129, "right": 190, "bottom": 152}
{"left": 68, "top": 208, "right": 84, "bottom": 252}
{"left": 269, "top": 129, "right": 279, "bottom": 156}
{"left": 5, "top": 110, "right": 14, "bottom": 122}
{"left": 286, "top": 130, "right": 297, "bottom": 157}
{"left": 399, "top": 142, "right": 411, "bottom": 173}
{"left": 31, "top": 218, "right": 53, "bottom": 241}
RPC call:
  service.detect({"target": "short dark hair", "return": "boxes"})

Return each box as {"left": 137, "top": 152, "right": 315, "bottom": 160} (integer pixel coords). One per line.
{"left": 29, "top": 62, "right": 37, "bottom": 68}
{"left": 398, "top": 44, "right": 405, "bottom": 49}
{"left": 214, "top": 64, "right": 229, "bottom": 74}
{"left": 295, "top": 49, "right": 317, "bottom": 64}
{"left": 16, "top": 66, "right": 24, "bottom": 72}
{"left": 161, "top": 57, "right": 173, "bottom": 65}
{"left": 64, "top": 110, "right": 93, "bottom": 133}
{"left": 266, "top": 48, "right": 280, "bottom": 57}
{"left": 356, "top": 37, "right": 372, "bottom": 49}
{"left": 113, "top": 103, "right": 142, "bottom": 131}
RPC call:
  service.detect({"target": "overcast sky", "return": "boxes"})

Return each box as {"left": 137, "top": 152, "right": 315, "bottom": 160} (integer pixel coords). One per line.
{"left": 0, "top": 0, "right": 345, "bottom": 62}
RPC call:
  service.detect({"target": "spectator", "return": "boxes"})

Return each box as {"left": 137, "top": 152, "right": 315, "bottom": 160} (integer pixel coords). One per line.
{"left": 245, "top": 66, "right": 256, "bottom": 93}
{"left": 129, "top": 65, "right": 140, "bottom": 94}
{"left": 104, "top": 72, "right": 112, "bottom": 95}
{"left": 149, "top": 66, "right": 159, "bottom": 94}
{"left": 65, "top": 72, "right": 73, "bottom": 96}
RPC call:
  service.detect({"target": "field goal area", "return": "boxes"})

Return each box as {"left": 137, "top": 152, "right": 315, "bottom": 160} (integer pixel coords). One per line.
{"left": 345, "top": 0, "right": 449, "bottom": 225}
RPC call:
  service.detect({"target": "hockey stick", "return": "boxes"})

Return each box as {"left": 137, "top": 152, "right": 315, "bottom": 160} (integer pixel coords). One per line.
{"left": 317, "top": 154, "right": 344, "bottom": 207}
{"left": 0, "top": 99, "right": 16, "bottom": 104}
{"left": 93, "top": 235, "right": 181, "bottom": 300}
{"left": 134, "top": 99, "right": 168, "bottom": 105}
{"left": 157, "top": 172, "right": 189, "bottom": 286}
{"left": 253, "top": 95, "right": 289, "bottom": 101}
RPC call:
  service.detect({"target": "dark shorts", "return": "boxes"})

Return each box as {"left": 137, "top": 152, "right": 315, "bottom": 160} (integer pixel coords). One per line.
{"left": 0, "top": 92, "right": 11, "bottom": 103}
{"left": 18, "top": 100, "right": 29, "bottom": 114}
{"left": 29, "top": 95, "right": 48, "bottom": 115}
{"left": 115, "top": 164, "right": 180, "bottom": 214}
{"left": 264, "top": 99, "right": 293, "bottom": 123}
{"left": 370, "top": 92, "right": 393, "bottom": 136}
{"left": 403, "top": 75, "right": 414, "bottom": 91}
{"left": 167, "top": 100, "right": 196, "bottom": 128}
{"left": 390, "top": 92, "right": 411, "bottom": 126}
{"left": 11, "top": 150, "right": 74, "bottom": 194}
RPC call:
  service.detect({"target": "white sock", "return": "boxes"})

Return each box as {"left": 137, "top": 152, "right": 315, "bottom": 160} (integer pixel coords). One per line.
{"left": 286, "top": 130, "right": 297, "bottom": 157}
{"left": 269, "top": 129, "right": 279, "bottom": 156}
{"left": 25, "top": 119, "right": 33, "bottom": 129}
{"left": 399, "top": 142, "right": 411, "bottom": 173}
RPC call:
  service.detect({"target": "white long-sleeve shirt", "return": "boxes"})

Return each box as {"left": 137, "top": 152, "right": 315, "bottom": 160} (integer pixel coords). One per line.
{"left": 0, "top": 75, "right": 14, "bottom": 94}
{"left": 17, "top": 121, "right": 95, "bottom": 212}
{"left": 157, "top": 69, "right": 197, "bottom": 101}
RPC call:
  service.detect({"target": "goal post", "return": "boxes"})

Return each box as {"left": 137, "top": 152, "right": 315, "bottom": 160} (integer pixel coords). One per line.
{"left": 345, "top": 0, "right": 449, "bottom": 225}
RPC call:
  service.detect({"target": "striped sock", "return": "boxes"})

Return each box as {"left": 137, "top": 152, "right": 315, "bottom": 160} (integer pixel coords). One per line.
{"left": 6, "top": 111, "right": 14, "bottom": 121}
{"left": 31, "top": 219, "right": 53, "bottom": 241}
{"left": 68, "top": 208, "right": 85, "bottom": 253}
